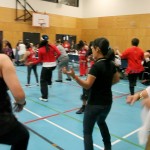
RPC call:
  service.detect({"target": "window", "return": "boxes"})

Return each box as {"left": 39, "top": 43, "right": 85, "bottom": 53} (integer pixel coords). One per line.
{"left": 42, "top": 0, "right": 79, "bottom": 7}
{"left": 42, "top": 0, "right": 58, "bottom": 3}
{"left": 58, "top": 0, "right": 79, "bottom": 7}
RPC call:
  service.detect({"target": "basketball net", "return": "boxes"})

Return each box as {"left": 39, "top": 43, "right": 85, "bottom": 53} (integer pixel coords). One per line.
{"left": 40, "top": 23, "right": 46, "bottom": 29}
{"left": 38, "top": 19, "right": 46, "bottom": 29}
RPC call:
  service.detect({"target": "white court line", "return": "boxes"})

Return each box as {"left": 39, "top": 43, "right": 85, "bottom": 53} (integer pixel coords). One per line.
{"left": 24, "top": 108, "right": 104, "bottom": 150}
{"left": 24, "top": 108, "right": 141, "bottom": 149}
{"left": 111, "top": 128, "right": 141, "bottom": 145}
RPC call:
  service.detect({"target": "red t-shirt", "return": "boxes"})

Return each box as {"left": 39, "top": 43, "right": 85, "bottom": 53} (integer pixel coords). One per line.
{"left": 26, "top": 48, "right": 37, "bottom": 63}
{"left": 121, "top": 46, "right": 144, "bottom": 74}
{"left": 33, "top": 44, "right": 61, "bottom": 65}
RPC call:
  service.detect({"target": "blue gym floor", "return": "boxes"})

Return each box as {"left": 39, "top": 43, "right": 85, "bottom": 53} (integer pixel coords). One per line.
{"left": 0, "top": 64, "right": 147, "bottom": 150}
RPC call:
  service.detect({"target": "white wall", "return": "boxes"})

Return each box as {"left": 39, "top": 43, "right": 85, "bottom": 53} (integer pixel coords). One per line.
{"left": 1, "top": 0, "right": 150, "bottom": 18}
{"left": 83, "top": 0, "right": 150, "bottom": 18}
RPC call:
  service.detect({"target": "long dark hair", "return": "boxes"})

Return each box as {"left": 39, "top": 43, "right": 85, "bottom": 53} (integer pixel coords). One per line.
{"left": 76, "top": 40, "right": 84, "bottom": 50}
{"left": 39, "top": 34, "right": 50, "bottom": 53}
{"left": 93, "top": 37, "right": 114, "bottom": 61}
{"left": 86, "top": 41, "right": 93, "bottom": 56}
{"left": 39, "top": 40, "right": 50, "bottom": 52}
{"left": 25, "top": 42, "right": 31, "bottom": 49}
{"left": 5, "top": 41, "right": 12, "bottom": 49}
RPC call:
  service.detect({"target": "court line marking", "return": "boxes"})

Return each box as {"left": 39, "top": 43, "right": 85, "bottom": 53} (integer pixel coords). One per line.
{"left": 24, "top": 108, "right": 104, "bottom": 150}
{"left": 24, "top": 107, "right": 79, "bottom": 124}
{"left": 23, "top": 107, "right": 145, "bottom": 149}
{"left": 24, "top": 96, "right": 143, "bottom": 148}
{"left": 110, "top": 128, "right": 144, "bottom": 149}
{"left": 27, "top": 126, "right": 64, "bottom": 150}
{"left": 16, "top": 68, "right": 144, "bottom": 148}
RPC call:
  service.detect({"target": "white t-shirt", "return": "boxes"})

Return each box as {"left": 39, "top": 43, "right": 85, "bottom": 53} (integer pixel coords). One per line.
{"left": 18, "top": 44, "right": 26, "bottom": 55}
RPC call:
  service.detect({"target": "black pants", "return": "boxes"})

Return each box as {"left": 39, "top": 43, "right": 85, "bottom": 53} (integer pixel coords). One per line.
{"left": 83, "top": 105, "right": 112, "bottom": 150}
{"left": 128, "top": 73, "right": 139, "bottom": 95}
{"left": 81, "top": 88, "right": 89, "bottom": 101}
{"left": 40, "top": 66, "right": 56, "bottom": 99}
{"left": 27, "top": 65, "right": 38, "bottom": 84}
{"left": 0, "top": 119, "right": 29, "bottom": 150}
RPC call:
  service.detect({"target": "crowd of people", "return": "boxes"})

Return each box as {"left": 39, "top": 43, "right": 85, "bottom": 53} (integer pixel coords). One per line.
{"left": 0, "top": 36, "right": 150, "bottom": 150}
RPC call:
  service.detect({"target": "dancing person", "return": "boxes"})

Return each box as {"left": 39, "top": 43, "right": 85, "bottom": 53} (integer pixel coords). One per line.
{"left": 55, "top": 40, "right": 71, "bottom": 82}
{"left": 3, "top": 40, "right": 15, "bottom": 61}
{"left": 63, "top": 37, "right": 120, "bottom": 150}
{"left": 20, "top": 42, "right": 39, "bottom": 87}
{"left": 27, "top": 35, "right": 61, "bottom": 101}
{"left": 76, "top": 41, "right": 94, "bottom": 114}
{"left": 77, "top": 40, "right": 88, "bottom": 76}
{"left": 0, "top": 52, "right": 29, "bottom": 150}
{"left": 116, "top": 38, "right": 144, "bottom": 95}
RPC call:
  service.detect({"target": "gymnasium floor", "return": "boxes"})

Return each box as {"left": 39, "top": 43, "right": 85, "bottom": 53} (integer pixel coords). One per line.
{"left": 0, "top": 64, "right": 147, "bottom": 150}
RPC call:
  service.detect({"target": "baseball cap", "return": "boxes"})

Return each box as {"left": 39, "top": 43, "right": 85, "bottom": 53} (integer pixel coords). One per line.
{"left": 41, "top": 35, "right": 49, "bottom": 41}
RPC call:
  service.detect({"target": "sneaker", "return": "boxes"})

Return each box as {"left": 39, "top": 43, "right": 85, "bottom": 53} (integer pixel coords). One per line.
{"left": 25, "top": 84, "right": 31, "bottom": 87}
{"left": 36, "top": 83, "right": 39, "bottom": 86}
{"left": 39, "top": 97, "right": 48, "bottom": 102}
{"left": 66, "top": 78, "right": 72, "bottom": 81}
{"left": 76, "top": 106, "right": 85, "bottom": 114}
{"left": 55, "top": 80, "right": 63, "bottom": 82}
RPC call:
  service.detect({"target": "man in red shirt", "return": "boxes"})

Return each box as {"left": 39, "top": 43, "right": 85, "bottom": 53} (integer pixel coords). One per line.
{"left": 117, "top": 38, "right": 144, "bottom": 95}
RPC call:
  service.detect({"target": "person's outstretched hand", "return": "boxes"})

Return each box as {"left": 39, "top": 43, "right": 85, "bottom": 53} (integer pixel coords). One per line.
{"left": 62, "top": 67, "right": 75, "bottom": 78}
{"left": 126, "top": 93, "right": 139, "bottom": 105}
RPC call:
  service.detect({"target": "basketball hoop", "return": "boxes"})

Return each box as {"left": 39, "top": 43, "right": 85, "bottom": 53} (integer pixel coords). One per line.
{"left": 40, "top": 23, "right": 46, "bottom": 29}
{"left": 38, "top": 19, "right": 46, "bottom": 28}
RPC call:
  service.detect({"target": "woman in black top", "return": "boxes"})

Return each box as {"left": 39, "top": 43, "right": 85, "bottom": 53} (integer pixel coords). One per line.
{"left": 63, "top": 37, "right": 120, "bottom": 150}
{"left": 0, "top": 52, "right": 29, "bottom": 150}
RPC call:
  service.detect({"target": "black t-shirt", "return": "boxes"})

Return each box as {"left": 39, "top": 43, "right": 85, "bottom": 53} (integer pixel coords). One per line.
{"left": 88, "top": 58, "right": 117, "bottom": 105}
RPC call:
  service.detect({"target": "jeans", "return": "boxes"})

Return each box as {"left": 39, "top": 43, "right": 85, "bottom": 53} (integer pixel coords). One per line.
{"left": 40, "top": 66, "right": 56, "bottom": 99}
{"left": 57, "top": 56, "right": 71, "bottom": 80}
{"left": 27, "top": 65, "right": 38, "bottom": 84}
{"left": 83, "top": 105, "right": 112, "bottom": 150}
{"left": 0, "top": 120, "right": 29, "bottom": 150}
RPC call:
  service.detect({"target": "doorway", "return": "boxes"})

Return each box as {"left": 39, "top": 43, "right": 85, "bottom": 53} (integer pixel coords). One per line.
{"left": 23, "top": 32, "right": 40, "bottom": 45}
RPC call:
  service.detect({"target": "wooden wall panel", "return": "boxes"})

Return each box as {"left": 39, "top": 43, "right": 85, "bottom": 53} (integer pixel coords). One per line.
{"left": 50, "top": 14, "right": 77, "bottom": 28}
{"left": 81, "top": 14, "right": 150, "bottom": 51}
{"left": 0, "top": 7, "right": 81, "bottom": 47}
{"left": 81, "top": 18, "right": 98, "bottom": 29}
{"left": 1, "top": 6, "right": 150, "bottom": 51}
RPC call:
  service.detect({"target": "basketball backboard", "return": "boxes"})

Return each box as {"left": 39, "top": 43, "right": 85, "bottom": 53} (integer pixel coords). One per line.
{"left": 32, "top": 13, "right": 49, "bottom": 27}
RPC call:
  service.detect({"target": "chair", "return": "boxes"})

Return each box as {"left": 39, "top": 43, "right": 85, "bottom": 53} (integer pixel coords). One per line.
{"left": 141, "top": 66, "right": 150, "bottom": 85}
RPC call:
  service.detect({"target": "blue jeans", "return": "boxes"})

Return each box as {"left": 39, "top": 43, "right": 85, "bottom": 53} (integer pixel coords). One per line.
{"left": 83, "top": 105, "right": 112, "bottom": 150}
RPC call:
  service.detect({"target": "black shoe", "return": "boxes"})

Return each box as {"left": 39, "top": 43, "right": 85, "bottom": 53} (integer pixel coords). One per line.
{"left": 76, "top": 106, "right": 85, "bottom": 114}
{"left": 66, "top": 78, "right": 71, "bottom": 81}
{"left": 55, "top": 80, "right": 62, "bottom": 82}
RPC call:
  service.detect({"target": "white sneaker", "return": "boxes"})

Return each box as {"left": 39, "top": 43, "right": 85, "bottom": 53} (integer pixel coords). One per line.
{"left": 36, "top": 83, "right": 39, "bottom": 86}
{"left": 39, "top": 97, "right": 48, "bottom": 102}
